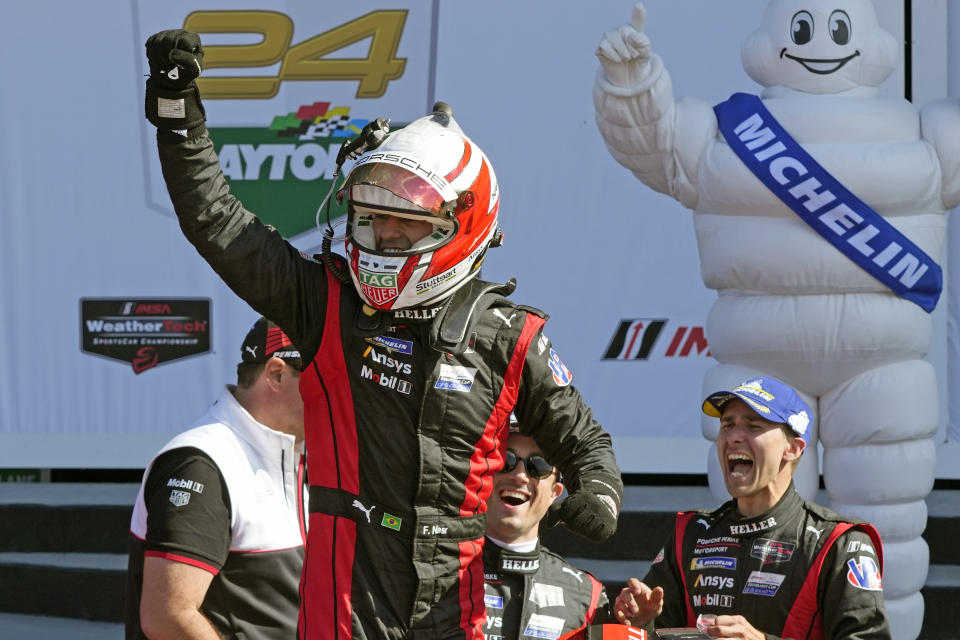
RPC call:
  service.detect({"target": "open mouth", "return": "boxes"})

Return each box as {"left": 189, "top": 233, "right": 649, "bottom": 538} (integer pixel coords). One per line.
{"left": 780, "top": 48, "right": 860, "bottom": 74}
{"left": 498, "top": 488, "right": 530, "bottom": 507}
{"left": 726, "top": 452, "right": 754, "bottom": 479}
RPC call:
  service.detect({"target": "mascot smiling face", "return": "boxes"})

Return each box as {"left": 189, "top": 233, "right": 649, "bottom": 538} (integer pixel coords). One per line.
{"left": 741, "top": 0, "right": 897, "bottom": 93}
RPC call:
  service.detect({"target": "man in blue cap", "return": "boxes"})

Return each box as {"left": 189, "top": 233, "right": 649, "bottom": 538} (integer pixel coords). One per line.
{"left": 612, "top": 376, "right": 892, "bottom": 640}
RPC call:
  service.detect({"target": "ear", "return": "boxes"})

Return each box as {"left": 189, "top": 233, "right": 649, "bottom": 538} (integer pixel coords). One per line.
{"left": 784, "top": 436, "right": 805, "bottom": 463}
{"left": 262, "top": 357, "right": 286, "bottom": 390}
{"left": 551, "top": 479, "right": 564, "bottom": 501}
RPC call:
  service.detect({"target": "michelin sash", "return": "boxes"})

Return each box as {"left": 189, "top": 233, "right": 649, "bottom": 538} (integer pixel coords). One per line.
{"left": 714, "top": 92, "right": 941, "bottom": 313}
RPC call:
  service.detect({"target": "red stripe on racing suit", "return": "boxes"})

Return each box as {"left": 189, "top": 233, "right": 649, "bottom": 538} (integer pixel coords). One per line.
{"left": 299, "top": 269, "right": 359, "bottom": 639}
{"left": 456, "top": 313, "right": 546, "bottom": 637}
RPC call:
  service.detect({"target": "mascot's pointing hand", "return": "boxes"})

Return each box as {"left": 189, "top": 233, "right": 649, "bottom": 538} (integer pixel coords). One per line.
{"left": 596, "top": 2, "right": 651, "bottom": 87}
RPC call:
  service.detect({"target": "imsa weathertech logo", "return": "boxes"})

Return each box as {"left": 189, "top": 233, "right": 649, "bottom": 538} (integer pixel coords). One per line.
{"left": 80, "top": 299, "right": 211, "bottom": 374}
{"left": 751, "top": 538, "right": 795, "bottom": 565}
{"left": 603, "top": 319, "right": 710, "bottom": 360}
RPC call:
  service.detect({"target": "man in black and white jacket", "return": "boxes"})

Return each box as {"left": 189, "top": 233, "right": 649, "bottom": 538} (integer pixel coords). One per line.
{"left": 125, "top": 317, "right": 307, "bottom": 640}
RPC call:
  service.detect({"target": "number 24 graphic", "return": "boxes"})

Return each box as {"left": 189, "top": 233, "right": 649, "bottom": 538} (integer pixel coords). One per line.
{"left": 185, "top": 10, "right": 407, "bottom": 99}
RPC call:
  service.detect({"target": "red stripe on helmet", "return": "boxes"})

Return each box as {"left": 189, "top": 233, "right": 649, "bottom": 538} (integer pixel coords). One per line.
{"left": 445, "top": 138, "right": 473, "bottom": 183}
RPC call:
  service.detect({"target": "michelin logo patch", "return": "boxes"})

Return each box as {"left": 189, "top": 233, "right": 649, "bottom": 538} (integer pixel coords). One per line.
{"left": 435, "top": 364, "right": 478, "bottom": 392}
{"left": 368, "top": 335, "right": 413, "bottom": 355}
{"left": 690, "top": 557, "right": 736, "bottom": 571}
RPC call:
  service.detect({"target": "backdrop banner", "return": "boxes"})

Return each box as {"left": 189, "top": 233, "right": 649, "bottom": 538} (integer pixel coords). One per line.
{"left": 0, "top": 0, "right": 951, "bottom": 472}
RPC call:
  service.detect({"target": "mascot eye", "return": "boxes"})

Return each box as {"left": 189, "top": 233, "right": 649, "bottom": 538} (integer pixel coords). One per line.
{"left": 790, "top": 11, "right": 814, "bottom": 45}
{"left": 829, "top": 10, "right": 851, "bottom": 45}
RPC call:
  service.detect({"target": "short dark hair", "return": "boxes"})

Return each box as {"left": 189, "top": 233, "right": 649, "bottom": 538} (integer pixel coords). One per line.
{"left": 236, "top": 361, "right": 266, "bottom": 388}
{"left": 237, "top": 356, "right": 302, "bottom": 388}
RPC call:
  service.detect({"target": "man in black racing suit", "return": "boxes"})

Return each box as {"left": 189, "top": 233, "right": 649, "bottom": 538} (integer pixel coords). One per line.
{"left": 483, "top": 423, "right": 611, "bottom": 640}
{"left": 613, "top": 376, "right": 891, "bottom": 640}
{"left": 143, "top": 29, "right": 623, "bottom": 640}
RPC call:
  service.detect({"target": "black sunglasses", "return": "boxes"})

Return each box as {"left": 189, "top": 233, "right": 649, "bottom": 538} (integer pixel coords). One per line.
{"left": 502, "top": 449, "right": 555, "bottom": 479}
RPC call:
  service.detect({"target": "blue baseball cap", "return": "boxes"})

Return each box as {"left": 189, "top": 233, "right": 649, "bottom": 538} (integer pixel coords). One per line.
{"left": 702, "top": 376, "right": 812, "bottom": 440}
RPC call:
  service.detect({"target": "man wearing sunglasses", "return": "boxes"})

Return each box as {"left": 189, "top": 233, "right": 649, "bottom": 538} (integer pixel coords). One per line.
{"left": 142, "top": 30, "right": 622, "bottom": 640}
{"left": 484, "top": 423, "right": 612, "bottom": 640}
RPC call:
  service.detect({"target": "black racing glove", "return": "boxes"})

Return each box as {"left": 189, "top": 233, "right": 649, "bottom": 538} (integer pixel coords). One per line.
{"left": 144, "top": 29, "right": 206, "bottom": 132}
{"left": 546, "top": 472, "right": 622, "bottom": 543}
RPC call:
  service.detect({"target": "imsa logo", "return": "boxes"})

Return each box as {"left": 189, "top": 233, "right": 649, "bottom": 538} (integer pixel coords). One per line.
{"left": 603, "top": 319, "right": 710, "bottom": 360}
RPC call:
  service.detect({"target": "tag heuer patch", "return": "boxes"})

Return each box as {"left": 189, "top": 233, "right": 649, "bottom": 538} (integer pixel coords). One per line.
{"left": 169, "top": 489, "right": 191, "bottom": 507}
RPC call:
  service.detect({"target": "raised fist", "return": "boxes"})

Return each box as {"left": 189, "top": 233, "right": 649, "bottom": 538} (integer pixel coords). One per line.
{"left": 545, "top": 472, "right": 621, "bottom": 543}
{"left": 143, "top": 29, "right": 206, "bottom": 131}
{"left": 145, "top": 29, "right": 204, "bottom": 91}
{"left": 596, "top": 2, "right": 652, "bottom": 87}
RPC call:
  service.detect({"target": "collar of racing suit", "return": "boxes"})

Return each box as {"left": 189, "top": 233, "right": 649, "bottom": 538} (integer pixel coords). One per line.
{"left": 485, "top": 536, "right": 542, "bottom": 575}
{"left": 728, "top": 480, "right": 802, "bottom": 534}
{"left": 357, "top": 276, "right": 521, "bottom": 354}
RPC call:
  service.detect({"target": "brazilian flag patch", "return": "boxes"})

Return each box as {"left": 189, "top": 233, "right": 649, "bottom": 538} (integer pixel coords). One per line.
{"left": 381, "top": 513, "right": 402, "bottom": 531}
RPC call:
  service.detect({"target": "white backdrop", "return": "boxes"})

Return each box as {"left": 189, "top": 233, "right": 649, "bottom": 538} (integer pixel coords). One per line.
{"left": 0, "top": 1, "right": 953, "bottom": 472}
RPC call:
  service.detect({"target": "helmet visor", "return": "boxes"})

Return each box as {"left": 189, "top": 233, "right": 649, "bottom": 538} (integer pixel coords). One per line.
{"left": 348, "top": 204, "right": 456, "bottom": 256}
{"left": 338, "top": 159, "right": 458, "bottom": 218}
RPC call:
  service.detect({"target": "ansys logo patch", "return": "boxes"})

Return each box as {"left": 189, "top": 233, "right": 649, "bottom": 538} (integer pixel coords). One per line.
{"left": 210, "top": 101, "right": 370, "bottom": 238}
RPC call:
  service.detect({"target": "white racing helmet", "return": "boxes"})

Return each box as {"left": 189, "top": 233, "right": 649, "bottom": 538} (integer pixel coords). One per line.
{"left": 337, "top": 103, "right": 500, "bottom": 310}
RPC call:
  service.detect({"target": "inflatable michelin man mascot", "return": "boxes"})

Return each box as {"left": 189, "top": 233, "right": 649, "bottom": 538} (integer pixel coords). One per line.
{"left": 594, "top": 2, "right": 960, "bottom": 638}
